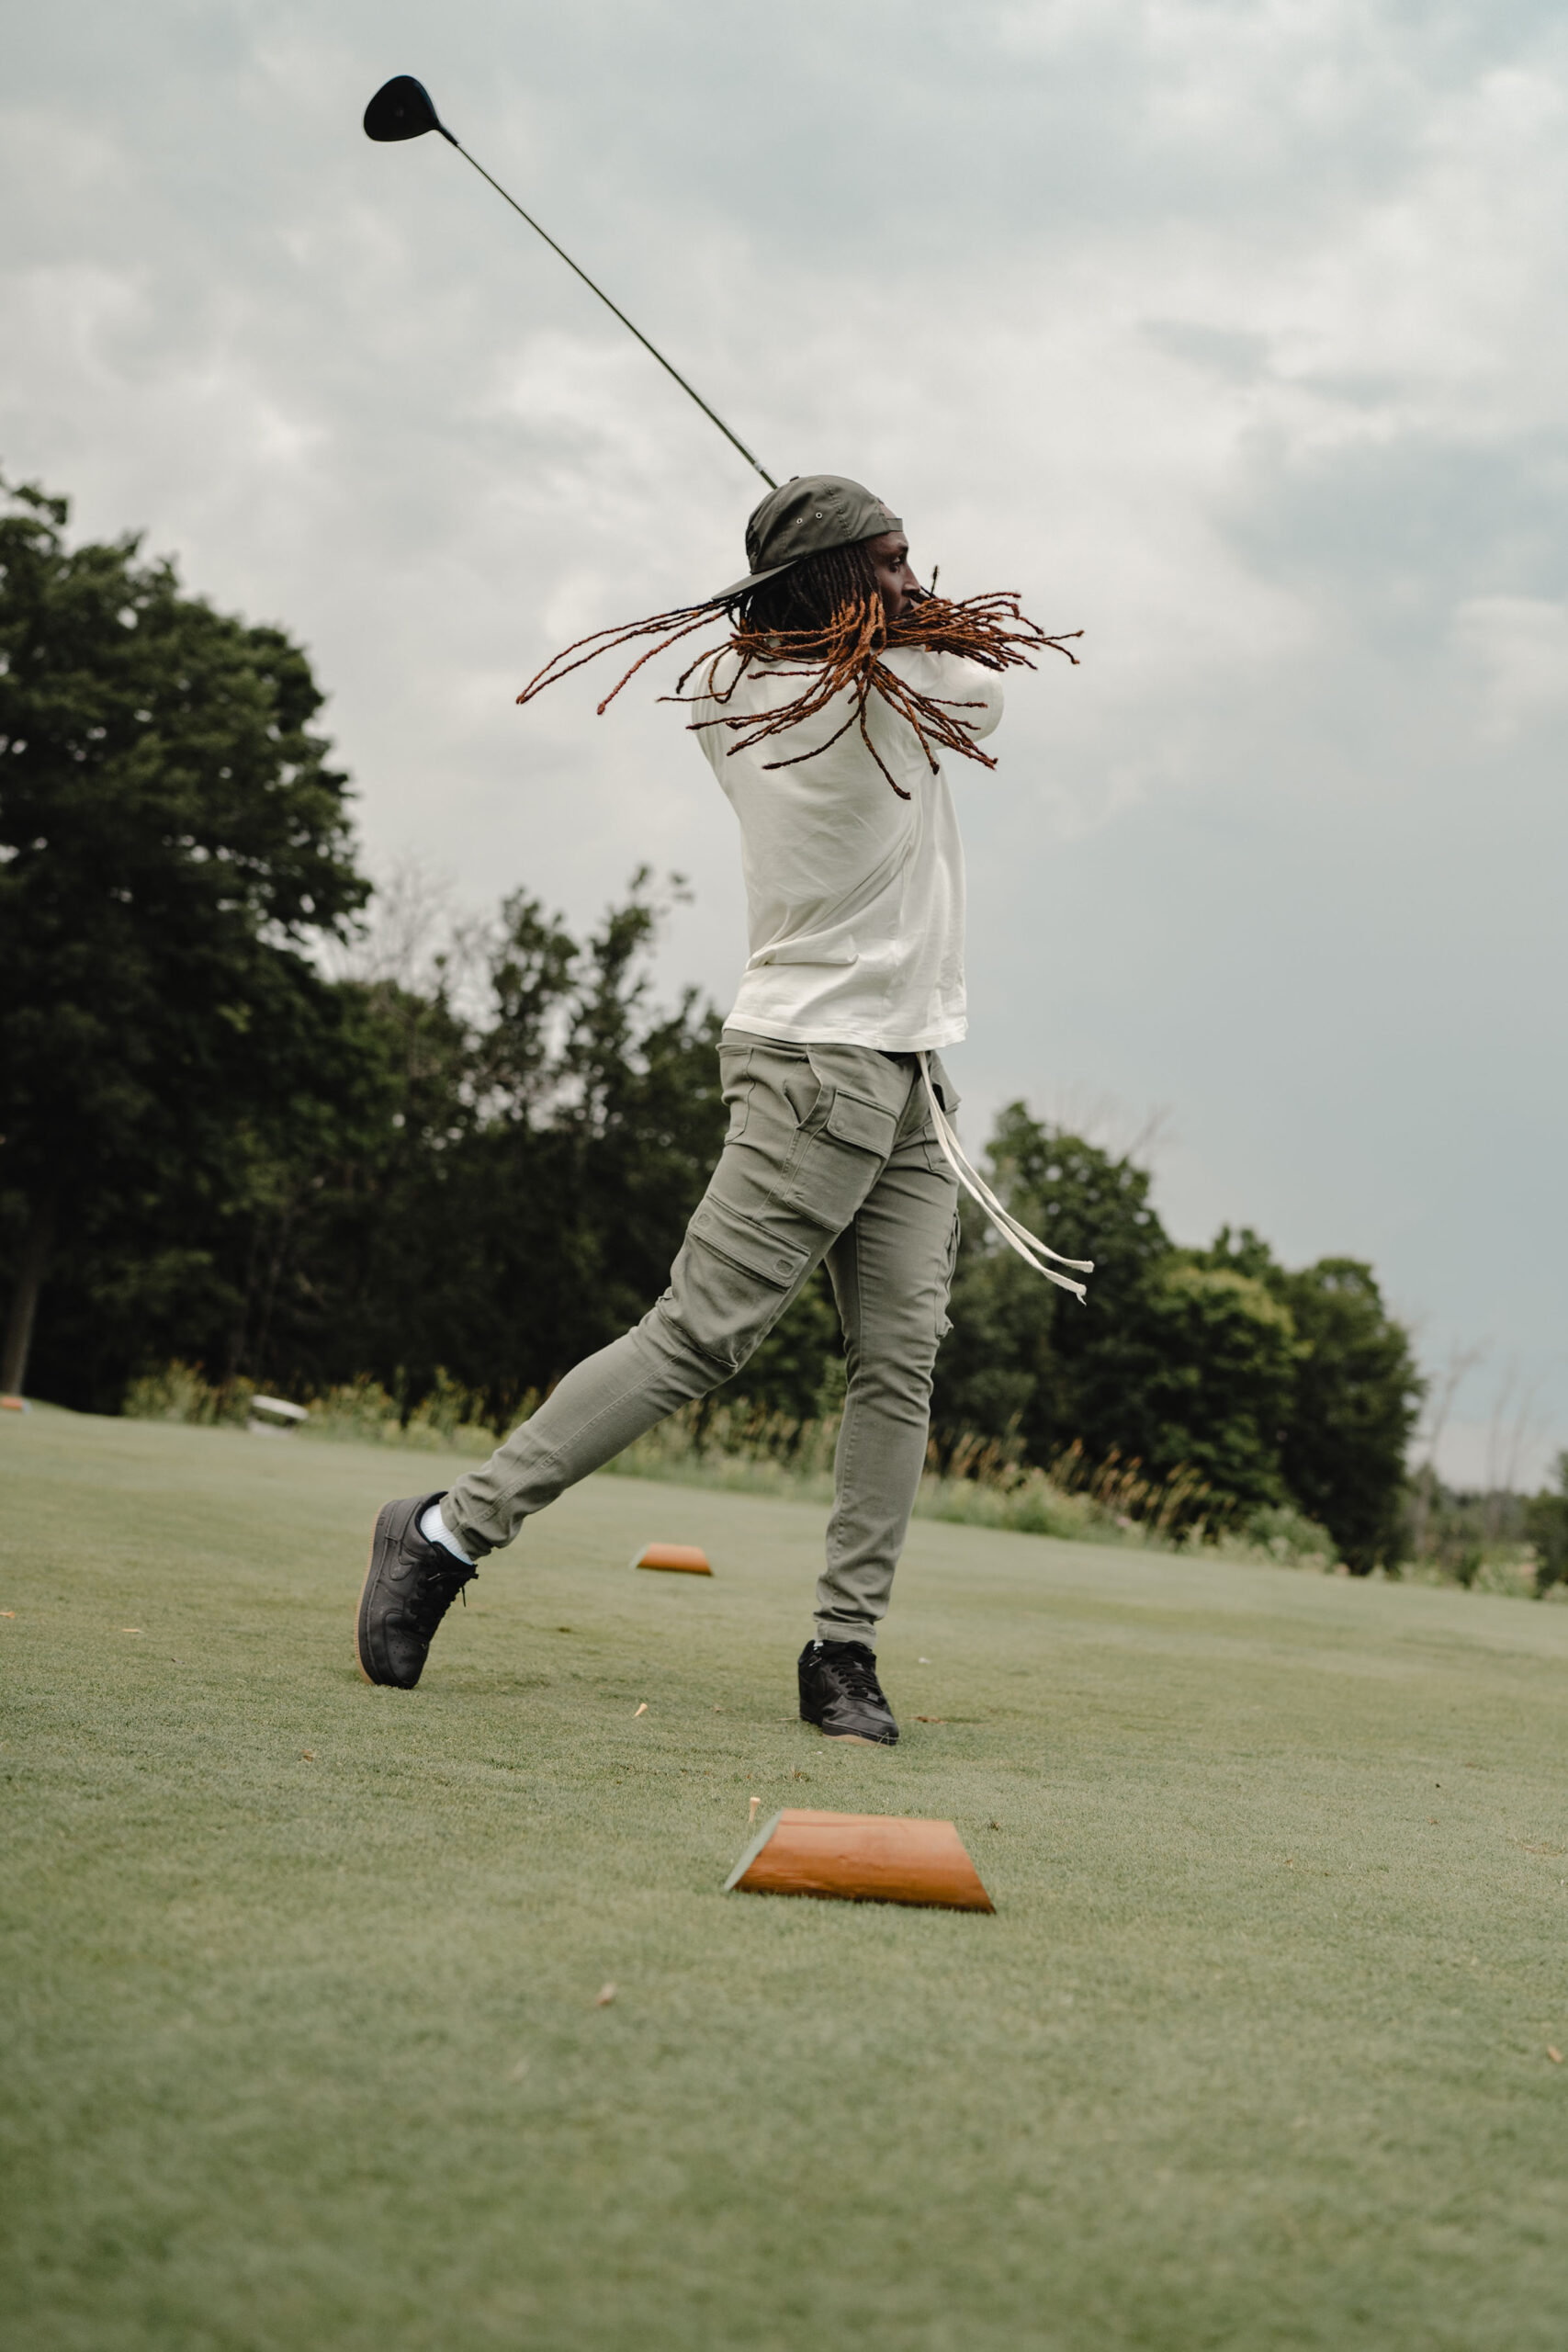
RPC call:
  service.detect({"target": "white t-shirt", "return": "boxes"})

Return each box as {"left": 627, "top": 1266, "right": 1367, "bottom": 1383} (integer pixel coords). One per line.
{"left": 689, "top": 644, "right": 1003, "bottom": 1052}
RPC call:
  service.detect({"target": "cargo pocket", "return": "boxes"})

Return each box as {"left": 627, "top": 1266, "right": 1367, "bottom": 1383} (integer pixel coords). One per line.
{"left": 687, "top": 1194, "right": 807, "bottom": 1287}
{"left": 780, "top": 1086, "right": 899, "bottom": 1232}
{"left": 665, "top": 1194, "right": 812, "bottom": 1374}
{"left": 825, "top": 1091, "right": 898, "bottom": 1154}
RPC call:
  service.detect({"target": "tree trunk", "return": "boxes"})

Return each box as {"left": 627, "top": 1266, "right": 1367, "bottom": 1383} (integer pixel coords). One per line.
{"left": 1, "top": 1196, "right": 55, "bottom": 1397}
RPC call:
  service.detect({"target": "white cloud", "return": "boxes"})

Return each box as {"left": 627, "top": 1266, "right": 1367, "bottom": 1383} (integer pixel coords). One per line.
{"left": 1451, "top": 596, "right": 1568, "bottom": 736}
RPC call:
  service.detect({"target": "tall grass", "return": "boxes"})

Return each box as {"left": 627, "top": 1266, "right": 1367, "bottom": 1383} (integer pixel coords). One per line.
{"left": 123, "top": 1363, "right": 505, "bottom": 1456}
{"left": 1049, "top": 1437, "right": 1219, "bottom": 1541}
{"left": 121, "top": 1362, "right": 255, "bottom": 1428}
{"left": 122, "top": 1361, "right": 1340, "bottom": 1570}
{"left": 604, "top": 1406, "right": 1224, "bottom": 1552}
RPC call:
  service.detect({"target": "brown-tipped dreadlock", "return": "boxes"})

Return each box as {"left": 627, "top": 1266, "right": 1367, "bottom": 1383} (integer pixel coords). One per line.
{"left": 515, "top": 539, "right": 1081, "bottom": 800}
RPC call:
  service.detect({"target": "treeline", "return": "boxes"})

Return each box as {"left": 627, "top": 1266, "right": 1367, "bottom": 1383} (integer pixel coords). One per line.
{"left": 3, "top": 475, "right": 1425, "bottom": 1568}
{"left": 1405, "top": 1461, "right": 1568, "bottom": 1594}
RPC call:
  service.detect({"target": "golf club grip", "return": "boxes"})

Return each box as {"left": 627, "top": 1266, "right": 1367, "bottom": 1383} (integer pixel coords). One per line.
{"left": 451, "top": 141, "right": 777, "bottom": 491}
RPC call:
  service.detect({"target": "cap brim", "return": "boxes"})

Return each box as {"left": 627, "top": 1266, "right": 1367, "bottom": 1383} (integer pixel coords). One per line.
{"left": 705, "top": 555, "right": 804, "bottom": 605}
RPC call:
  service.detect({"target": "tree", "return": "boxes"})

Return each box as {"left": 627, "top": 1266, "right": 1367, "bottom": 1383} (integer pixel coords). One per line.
{"left": 0, "top": 477, "right": 368, "bottom": 1396}
{"left": 933, "top": 1107, "right": 1171, "bottom": 1465}
{"left": 1198, "top": 1228, "right": 1424, "bottom": 1571}
{"left": 1278, "top": 1261, "right": 1424, "bottom": 1570}
{"left": 932, "top": 1125, "right": 1421, "bottom": 1555}
{"left": 1525, "top": 1454, "right": 1568, "bottom": 1598}
{"left": 934, "top": 1112, "right": 1298, "bottom": 1507}
{"left": 109, "top": 869, "right": 729, "bottom": 1421}
{"left": 1104, "top": 1261, "right": 1298, "bottom": 1510}
{"left": 412, "top": 872, "right": 729, "bottom": 1405}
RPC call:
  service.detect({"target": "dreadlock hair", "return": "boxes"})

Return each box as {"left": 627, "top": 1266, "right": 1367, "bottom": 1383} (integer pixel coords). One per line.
{"left": 515, "top": 536, "right": 1080, "bottom": 801}
{"left": 734, "top": 538, "right": 883, "bottom": 640}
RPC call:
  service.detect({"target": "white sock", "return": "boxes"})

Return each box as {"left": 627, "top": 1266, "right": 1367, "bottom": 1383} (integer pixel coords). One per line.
{"left": 420, "top": 1502, "right": 474, "bottom": 1566}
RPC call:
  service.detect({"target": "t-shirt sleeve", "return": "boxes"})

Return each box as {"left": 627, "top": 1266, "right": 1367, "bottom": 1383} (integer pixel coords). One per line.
{"left": 930, "top": 652, "right": 1004, "bottom": 745}
{"left": 684, "top": 650, "right": 730, "bottom": 776}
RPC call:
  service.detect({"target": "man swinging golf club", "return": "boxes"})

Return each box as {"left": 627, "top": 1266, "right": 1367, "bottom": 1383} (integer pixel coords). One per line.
{"left": 355, "top": 473, "right": 1088, "bottom": 1741}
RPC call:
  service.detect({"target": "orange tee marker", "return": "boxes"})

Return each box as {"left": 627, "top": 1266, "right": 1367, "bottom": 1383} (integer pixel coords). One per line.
{"left": 726, "top": 1809, "right": 994, "bottom": 1912}
{"left": 631, "top": 1544, "right": 712, "bottom": 1575}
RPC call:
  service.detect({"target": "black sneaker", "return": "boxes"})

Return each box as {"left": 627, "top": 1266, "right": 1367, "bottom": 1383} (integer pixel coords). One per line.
{"left": 355, "top": 1491, "right": 478, "bottom": 1690}
{"left": 797, "top": 1639, "right": 899, "bottom": 1745}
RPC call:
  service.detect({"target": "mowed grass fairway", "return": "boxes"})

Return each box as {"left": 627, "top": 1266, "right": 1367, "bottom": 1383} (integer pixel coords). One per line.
{"left": 6, "top": 1410, "right": 1568, "bottom": 2351}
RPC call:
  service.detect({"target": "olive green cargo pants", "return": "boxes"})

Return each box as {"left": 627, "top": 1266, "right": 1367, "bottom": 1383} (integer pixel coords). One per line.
{"left": 441, "top": 1030, "right": 961, "bottom": 1647}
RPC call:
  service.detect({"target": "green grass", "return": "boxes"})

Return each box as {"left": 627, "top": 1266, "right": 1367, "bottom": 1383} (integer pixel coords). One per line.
{"left": 6, "top": 1405, "right": 1568, "bottom": 2351}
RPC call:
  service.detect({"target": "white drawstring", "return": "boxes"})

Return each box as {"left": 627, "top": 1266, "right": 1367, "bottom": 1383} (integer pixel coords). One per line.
{"left": 918, "top": 1052, "right": 1094, "bottom": 1303}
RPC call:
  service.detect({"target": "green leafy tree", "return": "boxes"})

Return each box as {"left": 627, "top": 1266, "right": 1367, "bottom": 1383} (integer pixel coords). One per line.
{"left": 185, "top": 871, "right": 728, "bottom": 1421}
{"left": 936, "top": 1111, "right": 1293, "bottom": 1506}
{"left": 934, "top": 1108, "right": 1171, "bottom": 1464}
{"left": 1099, "top": 1261, "right": 1297, "bottom": 1509}
{"left": 1526, "top": 1454, "right": 1568, "bottom": 1598}
{"left": 935, "top": 1122, "right": 1420, "bottom": 1555}
{"left": 1199, "top": 1228, "right": 1423, "bottom": 1570}
{"left": 0, "top": 477, "right": 369, "bottom": 1398}
{"left": 1277, "top": 1261, "right": 1423, "bottom": 1572}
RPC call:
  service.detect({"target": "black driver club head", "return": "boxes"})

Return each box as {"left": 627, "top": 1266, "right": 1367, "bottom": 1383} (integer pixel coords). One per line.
{"left": 363, "top": 76, "right": 447, "bottom": 142}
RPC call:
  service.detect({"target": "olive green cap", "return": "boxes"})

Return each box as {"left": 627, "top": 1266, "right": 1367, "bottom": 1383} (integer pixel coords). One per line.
{"left": 710, "top": 474, "right": 902, "bottom": 604}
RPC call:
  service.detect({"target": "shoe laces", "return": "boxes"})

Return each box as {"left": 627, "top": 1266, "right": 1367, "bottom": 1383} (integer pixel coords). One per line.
{"left": 408, "top": 1554, "right": 477, "bottom": 1637}
{"left": 823, "top": 1644, "right": 885, "bottom": 1703}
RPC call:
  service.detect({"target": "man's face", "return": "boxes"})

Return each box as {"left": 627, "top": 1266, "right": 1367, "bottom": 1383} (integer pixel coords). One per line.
{"left": 863, "top": 531, "right": 919, "bottom": 624}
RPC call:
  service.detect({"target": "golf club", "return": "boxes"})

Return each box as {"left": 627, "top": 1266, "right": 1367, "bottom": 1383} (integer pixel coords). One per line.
{"left": 363, "top": 75, "right": 777, "bottom": 491}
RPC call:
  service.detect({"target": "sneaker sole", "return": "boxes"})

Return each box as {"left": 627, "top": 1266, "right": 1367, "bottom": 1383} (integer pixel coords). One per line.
{"left": 355, "top": 1498, "right": 427, "bottom": 1687}
{"left": 354, "top": 1509, "right": 393, "bottom": 1684}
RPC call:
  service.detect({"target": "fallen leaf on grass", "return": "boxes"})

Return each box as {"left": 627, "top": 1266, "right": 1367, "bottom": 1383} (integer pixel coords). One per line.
{"left": 633, "top": 1702, "right": 648, "bottom": 1718}
{"left": 914, "top": 1715, "right": 947, "bottom": 1724}
{"left": 119, "top": 1628, "right": 143, "bottom": 1635}
{"left": 1550, "top": 2048, "right": 1563, "bottom": 2064}
{"left": 594, "top": 1983, "right": 616, "bottom": 2007}
{"left": 0, "top": 1611, "right": 15, "bottom": 1619}
{"left": 300, "top": 1750, "right": 316, "bottom": 1762}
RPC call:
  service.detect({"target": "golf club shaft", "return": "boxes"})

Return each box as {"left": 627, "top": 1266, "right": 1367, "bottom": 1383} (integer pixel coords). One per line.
{"left": 444, "top": 133, "right": 777, "bottom": 491}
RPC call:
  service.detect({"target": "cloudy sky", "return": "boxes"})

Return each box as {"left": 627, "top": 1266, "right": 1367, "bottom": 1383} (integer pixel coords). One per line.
{"left": 6, "top": 0, "right": 1564, "bottom": 1483}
